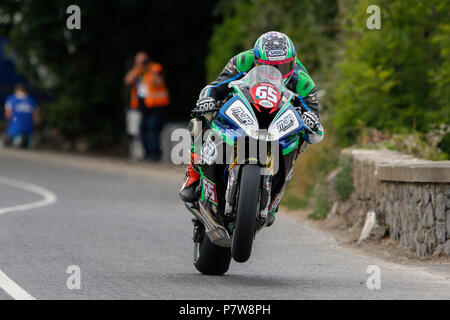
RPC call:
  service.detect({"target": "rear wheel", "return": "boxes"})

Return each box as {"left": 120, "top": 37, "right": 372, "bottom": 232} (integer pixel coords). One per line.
{"left": 193, "top": 229, "right": 231, "bottom": 275}
{"left": 231, "top": 165, "right": 261, "bottom": 263}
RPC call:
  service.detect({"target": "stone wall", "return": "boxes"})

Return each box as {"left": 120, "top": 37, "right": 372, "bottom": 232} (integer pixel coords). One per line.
{"left": 380, "top": 181, "right": 449, "bottom": 256}
{"left": 334, "top": 149, "right": 450, "bottom": 257}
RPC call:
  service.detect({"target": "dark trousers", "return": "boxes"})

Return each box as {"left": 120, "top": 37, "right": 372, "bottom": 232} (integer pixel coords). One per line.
{"left": 4, "top": 134, "right": 32, "bottom": 149}
{"left": 140, "top": 107, "right": 165, "bottom": 160}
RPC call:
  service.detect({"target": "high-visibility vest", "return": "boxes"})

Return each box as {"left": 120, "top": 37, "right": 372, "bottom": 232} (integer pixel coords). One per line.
{"left": 130, "top": 62, "right": 170, "bottom": 109}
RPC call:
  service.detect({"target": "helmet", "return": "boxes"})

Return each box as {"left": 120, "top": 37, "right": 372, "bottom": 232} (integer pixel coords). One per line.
{"left": 253, "top": 31, "right": 296, "bottom": 79}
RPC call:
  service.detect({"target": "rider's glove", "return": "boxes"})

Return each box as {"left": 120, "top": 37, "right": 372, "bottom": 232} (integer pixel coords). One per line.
{"left": 301, "top": 111, "right": 320, "bottom": 133}
{"left": 191, "top": 97, "right": 217, "bottom": 118}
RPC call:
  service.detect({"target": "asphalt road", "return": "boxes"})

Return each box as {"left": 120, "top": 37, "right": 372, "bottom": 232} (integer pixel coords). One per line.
{"left": 0, "top": 148, "right": 449, "bottom": 300}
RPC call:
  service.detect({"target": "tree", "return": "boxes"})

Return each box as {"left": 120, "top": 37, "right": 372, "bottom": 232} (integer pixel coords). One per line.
{"left": 331, "top": 0, "right": 450, "bottom": 145}
{"left": 206, "top": 0, "right": 338, "bottom": 82}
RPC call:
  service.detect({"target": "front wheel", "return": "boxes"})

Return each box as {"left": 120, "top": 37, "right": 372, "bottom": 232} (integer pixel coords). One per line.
{"left": 194, "top": 230, "right": 231, "bottom": 275}
{"left": 231, "top": 165, "right": 261, "bottom": 263}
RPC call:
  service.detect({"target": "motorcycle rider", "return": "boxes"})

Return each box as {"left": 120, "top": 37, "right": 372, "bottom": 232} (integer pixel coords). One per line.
{"left": 180, "top": 31, "right": 324, "bottom": 203}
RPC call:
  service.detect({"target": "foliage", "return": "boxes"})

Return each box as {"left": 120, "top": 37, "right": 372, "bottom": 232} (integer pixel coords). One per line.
{"left": 206, "top": 0, "right": 339, "bottom": 82}
{"left": 282, "top": 120, "right": 340, "bottom": 209}
{"left": 357, "top": 124, "right": 450, "bottom": 160}
{"left": 331, "top": 0, "right": 450, "bottom": 145}
{"left": 333, "top": 156, "right": 354, "bottom": 202}
{"left": 307, "top": 177, "right": 330, "bottom": 220}
{"left": 282, "top": 191, "right": 310, "bottom": 210}
{"left": 439, "top": 132, "right": 450, "bottom": 156}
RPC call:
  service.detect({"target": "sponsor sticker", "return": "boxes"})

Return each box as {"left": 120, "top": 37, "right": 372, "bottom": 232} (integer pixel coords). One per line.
{"left": 231, "top": 107, "right": 254, "bottom": 125}
{"left": 268, "top": 49, "right": 285, "bottom": 56}
{"left": 276, "top": 114, "right": 295, "bottom": 132}
{"left": 268, "top": 193, "right": 283, "bottom": 213}
{"left": 202, "top": 176, "right": 218, "bottom": 205}
{"left": 250, "top": 83, "right": 281, "bottom": 109}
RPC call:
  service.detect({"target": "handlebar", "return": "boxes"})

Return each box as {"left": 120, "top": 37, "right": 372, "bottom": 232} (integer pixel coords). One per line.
{"left": 191, "top": 101, "right": 222, "bottom": 118}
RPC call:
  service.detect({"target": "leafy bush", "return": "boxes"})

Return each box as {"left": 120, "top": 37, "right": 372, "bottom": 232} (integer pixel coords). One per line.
{"left": 439, "top": 132, "right": 450, "bottom": 156}
{"left": 381, "top": 126, "right": 450, "bottom": 161}
{"left": 308, "top": 177, "right": 330, "bottom": 220}
{"left": 282, "top": 192, "right": 310, "bottom": 210}
{"left": 206, "top": 0, "right": 339, "bottom": 81}
{"left": 331, "top": 0, "right": 450, "bottom": 146}
{"left": 282, "top": 119, "right": 340, "bottom": 209}
{"left": 354, "top": 125, "right": 450, "bottom": 160}
{"left": 333, "top": 156, "right": 354, "bottom": 201}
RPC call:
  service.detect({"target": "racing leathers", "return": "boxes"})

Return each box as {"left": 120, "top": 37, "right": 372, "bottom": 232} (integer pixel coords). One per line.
{"left": 179, "top": 50, "right": 324, "bottom": 203}
{"left": 199, "top": 49, "right": 323, "bottom": 143}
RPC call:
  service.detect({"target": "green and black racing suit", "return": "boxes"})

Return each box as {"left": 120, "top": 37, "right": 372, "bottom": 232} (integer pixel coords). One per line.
{"left": 198, "top": 49, "right": 323, "bottom": 144}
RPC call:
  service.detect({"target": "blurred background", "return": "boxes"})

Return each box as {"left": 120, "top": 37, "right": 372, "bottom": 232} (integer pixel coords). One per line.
{"left": 0, "top": 0, "right": 448, "bottom": 214}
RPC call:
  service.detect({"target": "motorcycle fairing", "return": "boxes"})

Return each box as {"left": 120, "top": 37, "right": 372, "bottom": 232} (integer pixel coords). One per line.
{"left": 216, "top": 95, "right": 259, "bottom": 139}
{"left": 268, "top": 105, "right": 304, "bottom": 155}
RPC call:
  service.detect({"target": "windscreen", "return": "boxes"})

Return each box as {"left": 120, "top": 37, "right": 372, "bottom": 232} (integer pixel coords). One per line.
{"left": 240, "top": 65, "right": 283, "bottom": 90}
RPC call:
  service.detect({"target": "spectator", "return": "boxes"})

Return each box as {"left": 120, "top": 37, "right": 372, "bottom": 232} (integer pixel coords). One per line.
{"left": 124, "top": 51, "right": 170, "bottom": 161}
{"left": 3, "top": 83, "right": 39, "bottom": 149}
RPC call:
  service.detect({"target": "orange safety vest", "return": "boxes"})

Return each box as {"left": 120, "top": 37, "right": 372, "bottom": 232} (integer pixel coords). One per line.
{"left": 130, "top": 62, "right": 170, "bottom": 109}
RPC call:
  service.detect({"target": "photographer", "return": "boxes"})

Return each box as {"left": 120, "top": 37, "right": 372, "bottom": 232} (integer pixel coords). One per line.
{"left": 124, "top": 51, "right": 170, "bottom": 161}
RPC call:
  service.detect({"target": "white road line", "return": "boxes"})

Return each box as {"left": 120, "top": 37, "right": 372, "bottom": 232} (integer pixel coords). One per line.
{"left": 0, "top": 270, "right": 36, "bottom": 300}
{"left": 0, "top": 176, "right": 58, "bottom": 300}
{"left": 0, "top": 177, "right": 57, "bottom": 215}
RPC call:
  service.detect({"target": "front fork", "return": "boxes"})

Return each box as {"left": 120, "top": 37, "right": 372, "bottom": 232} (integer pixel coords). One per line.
{"left": 224, "top": 164, "right": 274, "bottom": 227}
{"left": 260, "top": 175, "right": 273, "bottom": 220}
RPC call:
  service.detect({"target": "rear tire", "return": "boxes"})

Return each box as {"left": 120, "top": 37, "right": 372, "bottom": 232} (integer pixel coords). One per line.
{"left": 231, "top": 165, "right": 261, "bottom": 263}
{"left": 194, "top": 231, "right": 231, "bottom": 275}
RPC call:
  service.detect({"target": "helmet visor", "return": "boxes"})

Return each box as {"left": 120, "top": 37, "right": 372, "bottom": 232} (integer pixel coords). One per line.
{"left": 256, "top": 57, "right": 295, "bottom": 78}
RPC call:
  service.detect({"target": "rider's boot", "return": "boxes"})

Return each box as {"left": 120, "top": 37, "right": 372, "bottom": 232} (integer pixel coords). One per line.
{"left": 266, "top": 213, "right": 276, "bottom": 227}
{"left": 179, "top": 152, "right": 200, "bottom": 203}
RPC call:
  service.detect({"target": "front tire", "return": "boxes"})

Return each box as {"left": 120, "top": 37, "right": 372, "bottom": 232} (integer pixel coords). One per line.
{"left": 194, "top": 231, "right": 231, "bottom": 275}
{"left": 232, "top": 165, "right": 261, "bottom": 263}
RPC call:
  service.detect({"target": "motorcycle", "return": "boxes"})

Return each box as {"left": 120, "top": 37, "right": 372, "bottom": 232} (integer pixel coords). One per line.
{"left": 185, "top": 65, "right": 312, "bottom": 275}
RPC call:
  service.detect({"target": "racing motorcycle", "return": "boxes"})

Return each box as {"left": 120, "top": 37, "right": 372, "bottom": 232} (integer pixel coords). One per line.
{"left": 185, "top": 65, "right": 312, "bottom": 275}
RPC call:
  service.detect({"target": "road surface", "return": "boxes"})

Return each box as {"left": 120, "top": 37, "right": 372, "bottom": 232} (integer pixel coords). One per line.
{"left": 0, "top": 148, "right": 449, "bottom": 300}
